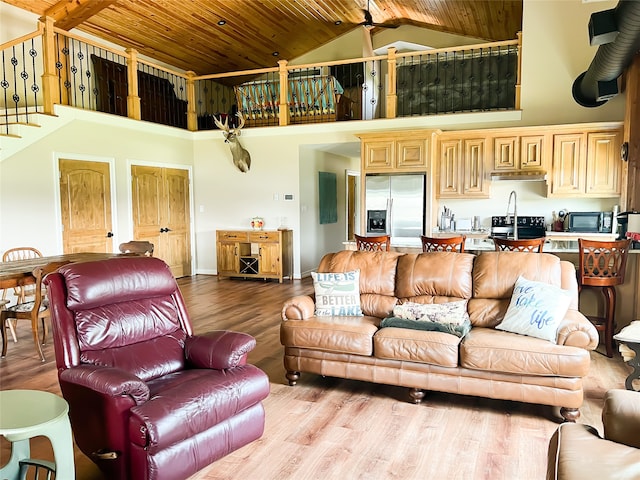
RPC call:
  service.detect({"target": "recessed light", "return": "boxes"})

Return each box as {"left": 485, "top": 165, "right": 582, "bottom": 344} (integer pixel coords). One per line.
{"left": 272, "top": 51, "right": 279, "bottom": 56}
{"left": 335, "top": 20, "right": 342, "bottom": 25}
{"left": 217, "top": 20, "right": 226, "bottom": 26}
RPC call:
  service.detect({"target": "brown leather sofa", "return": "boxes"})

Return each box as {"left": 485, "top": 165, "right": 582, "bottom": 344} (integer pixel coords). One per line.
{"left": 281, "top": 251, "right": 599, "bottom": 421}
{"left": 547, "top": 389, "right": 640, "bottom": 479}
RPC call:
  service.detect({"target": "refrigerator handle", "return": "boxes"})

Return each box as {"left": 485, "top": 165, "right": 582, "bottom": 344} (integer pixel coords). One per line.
{"left": 387, "top": 198, "right": 393, "bottom": 235}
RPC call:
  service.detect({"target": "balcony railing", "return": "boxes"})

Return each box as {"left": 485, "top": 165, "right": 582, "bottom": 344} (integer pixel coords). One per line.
{"left": 0, "top": 17, "right": 521, "bottom": 134}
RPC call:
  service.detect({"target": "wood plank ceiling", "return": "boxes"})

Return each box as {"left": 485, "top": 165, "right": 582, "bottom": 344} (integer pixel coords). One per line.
{"left": 3, "top": 0, "right": 523, "bottom": 75}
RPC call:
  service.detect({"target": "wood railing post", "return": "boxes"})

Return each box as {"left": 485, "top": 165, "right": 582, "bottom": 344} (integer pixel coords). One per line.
{"left": 515, "top": 31, "right": 522, "bottom": 110}
{"left": 40, "top": 16, "right": 60, "bottom": 115}
{"left": 186, "top": 70, "right": 197, "bottom": 131}
{"left": 125, "top": 48, "right": 141, "bottom": 120}
{"left": 278, "top": 59, "right": 289, "bottom": 126}
{"left": 386, "top": 47, "right": 397, "bottom": 119}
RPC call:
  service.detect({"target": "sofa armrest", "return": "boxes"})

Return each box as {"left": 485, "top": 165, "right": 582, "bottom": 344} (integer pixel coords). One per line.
{"left": 185, "top": 330, "right": 256, "bottom": 369}
{"left": 282, "top": 295, "right": 315, "bottom": 320}
{"left": 603, "top": 389, "right": 640, "bottom": 449}
{"left": 555, "top": 309, "right": 599, "bottom": 349}
{"left": 59, "top": 364, "right": 149, "bottom": 405}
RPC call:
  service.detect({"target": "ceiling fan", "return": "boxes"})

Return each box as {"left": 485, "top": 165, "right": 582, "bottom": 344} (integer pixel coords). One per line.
{"left": 355, "top": 0, "right": 399, "bottom": 57}
{"left": 358, "top": 0, "right": 399, "bottom": 30}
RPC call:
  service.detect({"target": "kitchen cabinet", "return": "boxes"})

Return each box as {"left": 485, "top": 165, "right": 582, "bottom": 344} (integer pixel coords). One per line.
{"left": 216, "top": 229, "right": 292, "bottom": 283}
{"left": 359, "top": 130, "right": 433, "bottom": 173}
{"left": 548, "top": 127, "right": 622, "bottom": 198}
{"left": 437, "top": 135, "right": 489, "bottom": 198}
{"left": 492, "top": 134, "right": 545, "bottom": 171}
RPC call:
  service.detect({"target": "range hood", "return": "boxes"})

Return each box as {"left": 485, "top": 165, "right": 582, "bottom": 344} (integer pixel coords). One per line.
{"left": 490, "top": 170, "right": 548, "bottom": 181}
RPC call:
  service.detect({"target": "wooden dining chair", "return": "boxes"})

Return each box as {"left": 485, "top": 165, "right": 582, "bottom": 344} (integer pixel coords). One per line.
{"left": 2, "top": 247, "right": 43, "bottom": 301}
{"left": 2, "top": 247, "right": 43, "bottom": 343}
{"left": 578, "top": 238, "right": 631, "bottom": 358}
{"left": 421, "top": 235, "right": 466, "bottom": 253}
{"left": 0, "top": 261, "right": 70, "bottom": 362}
{"left": 493, "top": 237, "right": 546, "bottom": 253}
{"left": 354, "top": 234, "right": 390, "bottom": 252}
{"left": 119, "top": 241, "right": 154, "bottom": 256}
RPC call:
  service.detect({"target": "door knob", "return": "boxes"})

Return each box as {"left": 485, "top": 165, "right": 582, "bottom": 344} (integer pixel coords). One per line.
{"left": 106, "top": 232, "right": 114, "bottom": 238}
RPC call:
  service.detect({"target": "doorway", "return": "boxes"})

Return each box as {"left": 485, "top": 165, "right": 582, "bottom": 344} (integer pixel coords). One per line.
{"left": 346, "top": 169, "right": 360, "bottom": 241}
{"left": 58, "top": 158, "right": 115, "bottom": 253}
{"left": 130, "top": 164, "right": 192, "bottom": 277}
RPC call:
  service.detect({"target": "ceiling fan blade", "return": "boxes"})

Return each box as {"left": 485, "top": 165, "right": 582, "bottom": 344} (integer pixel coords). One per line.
{"left": 372, "top": 22, "right": 399, "bottom": 29}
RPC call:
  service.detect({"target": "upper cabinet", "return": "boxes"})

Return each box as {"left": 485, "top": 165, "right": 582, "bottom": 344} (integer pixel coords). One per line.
{"left": 548, "top": 125, "right": 622, "bottom": 198}
{"left": 358, "top": 121, "right": 623, "bottom": 201}
{"left": 492, "top": 134, "right": 545, "bottom": 171}
{"left": 359, "top": 130, "right": 434, "bottom": 174}
{"left": 437, "top": 134, "right": 489, "bottom": 198}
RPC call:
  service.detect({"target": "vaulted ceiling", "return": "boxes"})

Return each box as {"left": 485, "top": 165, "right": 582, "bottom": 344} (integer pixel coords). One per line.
{"left": 3, "top": 0, "right": 523, "bottom": 75}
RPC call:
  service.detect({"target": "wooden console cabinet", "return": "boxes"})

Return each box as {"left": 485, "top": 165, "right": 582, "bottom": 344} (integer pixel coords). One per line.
{"left": 216, "top": 229, "right": 293, "bottom": 283}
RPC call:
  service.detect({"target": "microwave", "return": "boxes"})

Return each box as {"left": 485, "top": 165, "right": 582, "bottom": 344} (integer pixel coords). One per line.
{"left": 564, "top": 211, "right": 614, "bottom": 233}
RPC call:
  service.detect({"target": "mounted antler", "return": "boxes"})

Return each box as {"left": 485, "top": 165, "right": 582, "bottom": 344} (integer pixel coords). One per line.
{"left": 213, "top": 112, "right": 251, "bottom": 173}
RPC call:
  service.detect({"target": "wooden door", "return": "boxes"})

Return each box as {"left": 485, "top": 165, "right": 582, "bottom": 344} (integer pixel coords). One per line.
{"left": 59, "top": 159, "right": 113, "bottom": 253}
{"left": 585, "top": 131, "right": 621, "bottom": 196}
{"left": 163, "top": 168, "right": 192, "bottom": 277}
{"left": 438, "top": 139, "right": 462, "bottom": 197}
{"left": 550, "top": 133, "right": 585, "bottom": 196}
{"left": 131, "top": 165, "right": 191, "bottom": 277}
{"left": 463, "top": 138, "right": 487, "bottom": 196}
{"left": 258, "top": 242, "right": 280, "bottom": 276}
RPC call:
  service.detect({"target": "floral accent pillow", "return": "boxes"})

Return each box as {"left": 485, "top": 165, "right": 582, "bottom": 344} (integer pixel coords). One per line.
{"left": 311, "top": 270, "right": 363, "bottom": 316}
{"left": 380, "top": 300, "right": 471, "bottom": 338}
{"left": 391, "top": 300, "right": 470, "bottom": 326}
{"left": 496, "top": 276, "right": 571, "bottom": 343}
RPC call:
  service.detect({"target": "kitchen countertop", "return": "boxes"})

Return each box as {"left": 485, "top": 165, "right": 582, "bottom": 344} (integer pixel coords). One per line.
{"left": 344, "top": 235, "right": 640, "bottom": 254}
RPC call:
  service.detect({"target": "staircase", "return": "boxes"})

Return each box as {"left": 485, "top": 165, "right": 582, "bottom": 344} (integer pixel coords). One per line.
{"left": 0, "top": 108, "right": 72, "bottom": 161}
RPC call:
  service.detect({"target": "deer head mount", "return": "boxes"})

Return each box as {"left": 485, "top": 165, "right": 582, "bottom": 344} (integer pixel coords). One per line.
{"left": 213, "top": 113, "right": 251, "bottom": 173}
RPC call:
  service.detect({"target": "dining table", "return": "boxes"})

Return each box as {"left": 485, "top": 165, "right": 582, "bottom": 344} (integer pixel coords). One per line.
{"left": 0, "top": 252, "right": 123, "bottom": 290}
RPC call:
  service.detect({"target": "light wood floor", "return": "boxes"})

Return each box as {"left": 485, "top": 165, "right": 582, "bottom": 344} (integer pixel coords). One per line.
{"left": 0, "top": 275, "right": 632, "bottom": 480}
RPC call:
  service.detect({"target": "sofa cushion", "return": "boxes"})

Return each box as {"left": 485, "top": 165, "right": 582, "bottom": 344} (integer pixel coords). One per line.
{"left": 468, "top": 252, "right": 565, "bottom": 328}
{"left": 374, "top": 327, "right": 461, "bottom": 367}
{"left": 496, "top": 276, "right": 571, "bottom": 343}
{"left": 311, "top": 270, "right": 363, "bottom": 316}
{"left": 395, "top": 252, "right": 474, "bottom": 301}
{"left": 280, "top": 316, "right": 380, "bottom": 355}
{"left": 460, "top": 327, "right": 591, "bottom": 377}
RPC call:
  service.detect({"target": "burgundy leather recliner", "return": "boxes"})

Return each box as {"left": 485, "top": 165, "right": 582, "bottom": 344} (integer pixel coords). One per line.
{"left": 44, "top": 256, "right": 270, "bottom": 480}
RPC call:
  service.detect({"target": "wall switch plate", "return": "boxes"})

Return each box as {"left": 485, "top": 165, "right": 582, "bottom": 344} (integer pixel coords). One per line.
{"left": 273, "top": 193, "right": 279, "bottom": 200}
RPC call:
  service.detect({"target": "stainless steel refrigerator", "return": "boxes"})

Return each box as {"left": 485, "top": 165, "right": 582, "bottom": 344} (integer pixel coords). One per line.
{"left": 365, "top": 174, "right": 426, "bottom": 243}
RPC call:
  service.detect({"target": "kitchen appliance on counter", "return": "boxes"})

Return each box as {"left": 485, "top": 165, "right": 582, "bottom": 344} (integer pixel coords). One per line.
{"left": 365, "top": 174, "right": 426, "bottom": 242}
{"left": 564, "top": 211, "right": 614, "bottom": 233}
{"left": 617, "top": 211, "right": 640, "bottom": 246}
{"left": 491, "top": 216, "right": 546, "bottom": 239}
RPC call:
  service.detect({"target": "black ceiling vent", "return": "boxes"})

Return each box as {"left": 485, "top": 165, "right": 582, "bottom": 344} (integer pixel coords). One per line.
{"left": 573, "top": 0, "right": 640, "bottom": 108}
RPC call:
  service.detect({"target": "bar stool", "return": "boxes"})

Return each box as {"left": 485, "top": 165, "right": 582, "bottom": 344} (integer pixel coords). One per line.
{"left": 493, "top": 237, "right": 545, "bottom": 252}
{"left": 0, "top": 389, "right": 75, "bottom": 480}
{"left": 421, "top": 235, "right": 466, "bottom": 252}
{"left": 354, "top": 234, "right": 390, "bottom": 252}
{"left": 577, "top": 238, "right": 631, "bottom": 358}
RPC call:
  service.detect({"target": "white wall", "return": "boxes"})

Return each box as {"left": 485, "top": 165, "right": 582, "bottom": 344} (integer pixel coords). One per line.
{"left": 0, "top": 0, "right": 629, "bottom": 279}
{"left": 0, "top": 112, "right": 193, "bottom": 255}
